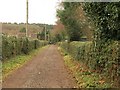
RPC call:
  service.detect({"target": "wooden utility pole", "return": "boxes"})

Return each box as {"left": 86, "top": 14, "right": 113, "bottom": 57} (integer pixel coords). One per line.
{"left": 45, "top": 24, "right": 47, "bottom": 41}
{"left": 48, "top": 33, "right": 49, "bottom": 42}
{"left": 26, "top": 0, "right": 28, "bottom": 37}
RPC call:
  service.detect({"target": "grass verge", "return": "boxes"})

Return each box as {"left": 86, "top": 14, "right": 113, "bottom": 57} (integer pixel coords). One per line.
{"left": 2, "top": 45, "right": 49, "bottom": 80}
{"left": 58, "top": 47, "right": 112, "bottom": 88}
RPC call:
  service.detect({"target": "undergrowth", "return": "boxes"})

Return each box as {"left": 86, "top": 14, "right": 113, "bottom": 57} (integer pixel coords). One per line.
{"left": 58, "top": 47, "right": 113, "bottom": 88}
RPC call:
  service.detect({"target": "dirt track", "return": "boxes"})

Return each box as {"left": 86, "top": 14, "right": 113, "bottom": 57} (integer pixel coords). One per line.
{"left": 3, "top": 45, "right": 76, "bottom": 88}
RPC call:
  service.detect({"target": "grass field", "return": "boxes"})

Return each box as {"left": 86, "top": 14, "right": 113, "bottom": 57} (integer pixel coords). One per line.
{"left": 2, "top": 23, "right": 43, "bottom": 38}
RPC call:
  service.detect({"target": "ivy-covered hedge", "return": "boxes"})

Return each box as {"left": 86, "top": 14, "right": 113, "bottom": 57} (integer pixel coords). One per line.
{"left": 82, "top": 3, "right": 120, "bottom": 87}
{"left": 57, "top": 2, "right": 120, "bottom": 87}
{"left": 59, "top": 41, "right": 120, "bottom": 87}
{"left": 2, "top": 35, "right": 48, "bottom": 60}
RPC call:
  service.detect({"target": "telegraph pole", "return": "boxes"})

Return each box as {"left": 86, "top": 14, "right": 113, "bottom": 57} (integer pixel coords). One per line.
{"left": 48, "top": 33, "right": 49, "bottom": 42}
{"left": 45, "top": 24, "right": 47, "bottom": 41}
{"left": 26, "top": 0, "right": 28, "bottom": 37}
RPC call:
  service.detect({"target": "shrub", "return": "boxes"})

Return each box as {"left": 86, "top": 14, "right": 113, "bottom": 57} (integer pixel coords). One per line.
{"left": 59, "top": 41, "right": 120, "bottom": 87}
{"left": 19, "top": 27, "right": 26, "bottom": 33}
{"left": 2, "top": 35, "right": 48, "bottom": 60}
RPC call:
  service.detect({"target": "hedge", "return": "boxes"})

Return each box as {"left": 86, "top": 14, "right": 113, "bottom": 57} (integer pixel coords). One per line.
{"left": 59, "top": 41, "right": 120, "bottom": 87}
{"left": 2, "top": 35, "right": 48, "bottom": 60}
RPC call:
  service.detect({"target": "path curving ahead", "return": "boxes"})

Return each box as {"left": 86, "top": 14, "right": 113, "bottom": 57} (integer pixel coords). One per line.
{"left": 3, "top": 45, "right": 76, "bottom": 88}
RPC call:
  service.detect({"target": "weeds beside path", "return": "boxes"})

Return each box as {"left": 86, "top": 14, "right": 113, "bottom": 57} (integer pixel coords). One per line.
{"left": 3, "top": 45, "right": 49, "bottom": 80}
{"left": 58, "top": 47, "right": 112, "bottom": 88}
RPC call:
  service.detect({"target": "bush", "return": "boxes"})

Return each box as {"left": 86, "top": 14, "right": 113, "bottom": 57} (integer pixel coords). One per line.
{"left": 59, "top": 41, "right": 120, "bottom": 86}
{"left": 2, "top": 35, "right": 48, "bottom": 60}
{"left": 19, "top": 27, "right": 26, "bottom": 33}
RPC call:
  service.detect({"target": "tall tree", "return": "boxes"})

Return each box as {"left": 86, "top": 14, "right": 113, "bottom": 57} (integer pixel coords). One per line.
{"left": 57, "top": 2, "right": 83, "bottom": 41}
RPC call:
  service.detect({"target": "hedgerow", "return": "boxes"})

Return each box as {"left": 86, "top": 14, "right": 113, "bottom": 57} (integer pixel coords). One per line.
{"left": 83, "top": 2, "right": 120, "bottom": 87}
{"left": 59, "top": 41, "right": 120, "bottom": 87}
{"left": 58, "top": 2, "right": 120, "bottom": 87}
{"left": 2, "top": 35, "right": 48, "bottom": 60}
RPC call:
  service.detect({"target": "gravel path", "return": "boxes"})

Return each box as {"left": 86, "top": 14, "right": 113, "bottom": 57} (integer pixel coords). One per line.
{"left": 3, "top": 45, "right": 76, "bottom": 88}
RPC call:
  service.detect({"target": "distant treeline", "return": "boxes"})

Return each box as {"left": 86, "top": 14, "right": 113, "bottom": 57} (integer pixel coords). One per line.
{"left": 2, "top": 22, "right": 54, "bottom": 29}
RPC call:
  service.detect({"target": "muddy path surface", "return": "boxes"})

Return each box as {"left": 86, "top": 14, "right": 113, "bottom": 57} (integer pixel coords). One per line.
{"left": 3, "top": 45, "right": 76, "bottom": 88}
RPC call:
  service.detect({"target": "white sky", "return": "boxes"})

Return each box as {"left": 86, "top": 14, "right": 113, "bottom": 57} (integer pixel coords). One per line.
{"left": 0, "top": 0, "right": 61, "bottom": 25}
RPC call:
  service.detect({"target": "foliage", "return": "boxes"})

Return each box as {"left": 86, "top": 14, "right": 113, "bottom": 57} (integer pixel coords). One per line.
{"left": 59, "top": 47, "right": 112, "bottom": 88}
{"left": 50, "top": 20, "right": 67, "bottom": 43}
{"left": 2, "top": 35, "right": 48, "bottom": 60}
{"left": 37, "top": 30, "right": 45, "bottom": 40}
{"left": 59, "top": 41, "right": 120, "bottom": 87}
{"left": 82, "top": 3, "right": 120, "bottom": 86}
{"left": 83, "top": 2, "right": 120, "bottom": 41}
{"left": 37, "top": 26, "right": 50, "bottom": 41}
{"left": 19, "top": 27, "right": 26, "bottom": 33}
{"left": 57, "top": 2, "right": 120, "bottom": 87}
{"left": 57, "top": 2, "right": 83, "bottom": 41}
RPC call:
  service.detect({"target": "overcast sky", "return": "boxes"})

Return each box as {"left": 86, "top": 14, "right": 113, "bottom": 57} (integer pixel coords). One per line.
{"left": 0, "top": 0, "right": 61, "bottom": 25}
